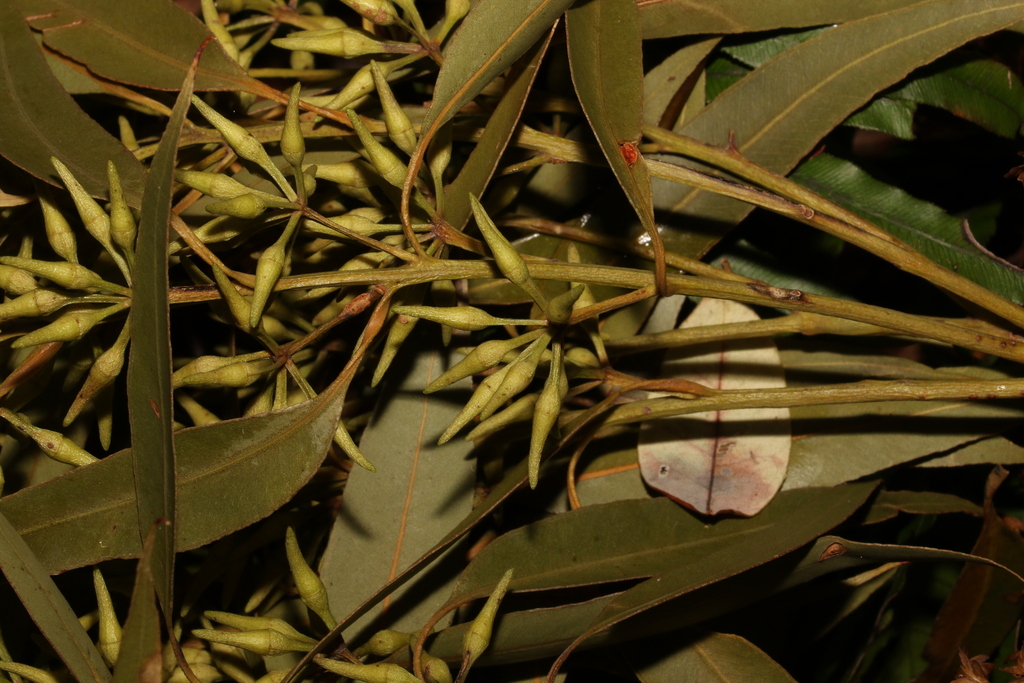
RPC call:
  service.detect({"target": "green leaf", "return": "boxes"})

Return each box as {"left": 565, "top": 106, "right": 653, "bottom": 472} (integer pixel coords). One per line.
{"left": 655, "top": 0, "right": 1024, "bottom": 259}
{"left": 319, "top": 340, "right": 477, "bottom": 641}
{"left": 625, "top": 630, "right": 797, "bottom": 683}
{"left": 890, "top": 56, "right": 1024, "bottom": 137}
{"left": 780, "top": 347, "right": 1024, "bottom": 489}
{"left": 127, "top": 40, "right": 200, "bottom": 617}
{"left": 420, "top": 0, "right": 574, "bottom": 140}
{"left": 637, "top": 0, "right": 933, "bottom": 39}
{"left": 0, "top": 386, "right": 347, "bottom": 573}
{"left": 791, "top": 153, "right": 1024, "bottom": 304}
{"left": 111, "top": 529, "right": 161, "bottom": 683}
{"left": 0, "top": 0, "right": 145, "bottom": 202}
{"left": 917, "top": 435, "right": 1024, "bottom": 468}
{"left": 566, "top": 0, "right": 657, "bottom": 270}
{"left": 843, "top": 97, "right": 917, "bottom": 138}
{"left": 443, "top": 26, "right": 553, "bottom": 231}
{"left": 549, "top": 483, "right": 877, "bottom": 667}
{"left": 643, "top": 39, "right": 719, "bottom": 129}
{"left": 0, "top": 509, "right": 110, "bottom": 683}
{"left": 863, "top": 490, "right": 984, "bottom": 525}
{"left": 14, "top": 0, "right": 262, "bottom": 92}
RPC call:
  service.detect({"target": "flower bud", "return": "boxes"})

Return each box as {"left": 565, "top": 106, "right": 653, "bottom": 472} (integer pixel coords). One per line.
{"left": 545, "top": 284, "right": 584, "bottom": 325}
{"left": 469, "top": 195, "right": 546, "bottom": 307}
{"left": 191, "top": 96, "right": 296, "bottom": 201}
{"left": 479, "top": 334, "right": 549, "bottom": 419}
{"left": 254, "top": 671, "right": 290, "bottom": 683}
{"left": 107, "top": 161, "right": 137, "bottom": 255}
{"left": 371, "top": 61, "right": 416, "bottom": 155}
{"left": 210, "top": 263, "right": 254, "bottom": 329}
{"left": 93, "top": 568, "right": 122, "bottom": 666}
{"left": 12, "top": 304, "right": 123, "bottom": 349}
{"left": 118, "top": 115, "right": 139, "bottom": 151}
{"left": 175, "top": 169, "right": 254, "bottom": 199}
{"left": 37, "top": 185, "right": 77, "bottom": 263}
{"left": 50, "top": 158, "right": 114, "bottom": 253}
{"left": 345, "top": 108, "right": 407, "bottom": 189}
{"left": 0, "top": 661, "right": 62, "bottom": 683}
{"left": 313, "top": 656, "right": 420, "bottom": 683}
{"left": 354, "top": 629, "right": 411, "bottom": 658}
{"left": 438, "top": 0, "right": 470, "bottom": 40}
{"left": 0, "top": 257, "right": 124, "bottom": 294}
{"left": 64, "top": 321, "right": 130, "bottom": 425}
{"left": 336, "top": 0, "right": 399, "bottom": 25}
{"left": 462, "top": 568, "right": 514, "bottom": 672}
{"left": 392, "top": 305, "right": 544, "bottom": 332}
{"left": 201, "top": 0, "right": 240, "bottom": 62}
{"left": 324, "top": 63, "right": 376, "bottom": 110}
{"left": 282, "top": 83, "right": 305, "bottom": 173}
{"left": 191, "top": 628, "right": 312, "bottom": 657}
{"left": 168, "top": 663, "right": 222, "bottom": 683}
{"left": 427, "top": 121, "right": 452, "bottom": 188}
{"left": 172, "top": 352, "right": 269, "bottom": 386}
{"left": 285, "top": 527, "right": 337, "bottom": 628}
{"left": 438, "top": 363, "right": 511, "bottom": 445}
{"left": 314, "top": 160, "right": 380, "bottom": 188}
{"left": 0, "top": 288, "right": 70, "bottom": 321}
{"left": 175, "top": 360, "right": 275, "bottom": 389}
{"left": 421, "top": 650, "right": 452, "bottom": 683}
{"left": 425, "top": 329, "right": 544, "bottom": 394}
{"left": 464, "top": 392, "right": 536, "bottom": 441}
{"left": 272, "top": 27, "right": 387, "bottom": 58}
{"left": 0, "top": 408, "right": 98, "bottom": 467}
{"left": 203, "top": 611, "right": 315, "bottom": 644}
{"left": 372, "top": 293, "right": 421, "bottom": 387}
{"left": 249, "top": 226, "right": 294, "bottom": 329}
{"left": 529, "top": 342, "right": 563, "bottom": 488}
{"left": 334, "top": 420, "right": 376, "bottom": 473}
{"left": 0, "top": 264, "right": 38, "bottom": 296}
{"left": 177, "top": 393, "right": 221, "bottom": 427}
{"left": 564, "top": 346, "right": 600, "bottom": 368}
{"left": 206, "top": 193, "right": 269, "bottom": 220}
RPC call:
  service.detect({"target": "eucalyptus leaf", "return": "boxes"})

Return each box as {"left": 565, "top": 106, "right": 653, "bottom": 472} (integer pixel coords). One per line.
{"left": 110, "top": 529, "right": 161, "bottom": 683}
{"left": 643, "top": 39, "right": 719, "bottom": 129}
{"left": 0, "top": 0, "right": 145, "bottom": 203}
{"left": 625, "top": 630, "right": 798, "bottom": 683}
{"left": 863, "top": 490, "right": 984, "bottom": 524}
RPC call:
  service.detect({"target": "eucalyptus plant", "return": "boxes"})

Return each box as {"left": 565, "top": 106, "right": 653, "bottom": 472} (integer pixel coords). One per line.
{"left": 1, "top": 0, "right": 1024, "bottom": 681}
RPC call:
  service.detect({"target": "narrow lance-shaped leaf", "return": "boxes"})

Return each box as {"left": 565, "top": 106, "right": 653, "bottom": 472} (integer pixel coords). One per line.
{"left": 128, "top": 38, "right": 204, "bottom": 620}
{"left": 625, "top": 630, "right": 798, "bottom": 683}
{"left": 18, "top": 0, "right": 265, "bottom": 92}
{"left": 0, "top": 509, "right": 110, "bottom": 683}
{"left": 319, "top": 340, "right": 477, "bottom": 642}
{"left": 565, "top": 0, "right": 664, "bottom": 289}
{"left": 657, "top": 0, "right": 1024, "bottom": 259}
{"left": 0, "top": 0, "right": 145, "bottom": 203}
{"left": 111, "top": 527, "right": 162, "bottom": 683}
{"left": 639, "top": 298, "right": 790, "bottom": 516}
{"left": 443, "top": 25, "right": 554, "bottom": 231}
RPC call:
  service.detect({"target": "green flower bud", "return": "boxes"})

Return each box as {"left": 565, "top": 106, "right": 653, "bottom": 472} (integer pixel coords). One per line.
{"left": 427, "top": 121, "right": 452, "bottom": 190}
{"left": 438, "top": 362, "right": 512, "bottom": 445}
{"left": 334, "top": 420, "right": 375, "bottom": 472}
{"left": 314, "top": 160, "right": 380, "bottom": 188}
{"left": 545, "top": 284, "right": 584, "bottom": 325}
{"left": 0, "top": 257, "right": 126, "bottom": 295}
{"left": 564, "top": 346, "right": 600, "bottom": 368}
{"left": 354, "top": 629, "right": 411, "bottom": 658}
{"left": 430, "top": 277, "right": 457, "bottom": 345}
{"left": 244, "top": 380, "right": 276, "bottom": 417}
{"left": 529, "top": 342, "right": 563, "bottom": 488}
{"left": 0, "top": 661, "right": 63, "bottom": 683}
{"left": 0, "top": 288, "right": 71, "bottom": 321}
{"left": 345, "top": 108, "right": 407, "bottom": 189}
{"left": 175, "top": 169, "right": 255, "bottom": 199}
{"left": 191, "top": 628, "right": 312, "bottom": 657}
{"left": 107, "top": 161, "right": 137, "bottom": 255}
{"left": 250, "top": 211, "right": 300, "bottom": 329}
{"left": 37, "top": 185, "right": 77, "bottom": 263}
{"left": 201, "top": 0, "right": 240, "bottom": 62}
{"left": 177, "top": 393, "right": 221, "bottom": 427}
{"left": 437, "top": 0, "right": 470, "bottom": 41}
{"left": 93, "top": 568, "right": 122, "bottom": 666}
{"left": 464, "top": 392, "right": 537, "bottom": 441}
{"left": 64, "top": 320, "right": 130, "bottom": 426}
{"left": 282, "top": 83, "right": 305, "bottom": 173}
{"left": 203, "top": 611, "right": 315, "bottom": 644}
{"left": 206, "top": 193, "right": 269, "bottom": 220}
{"left": 118, "top": 115, "right": 139, "bottom": 151}
{"left": 421, "top": 650, "right": 452, "bottom": 683}
{"left": 313, "top": 656, "right": 420, "bottom": 683}
{"left": 191, "top": 96, "right": 297, "bottom": 201}
{"left": 0, "top": 408, "right": 98, "bottom": 467}
{"left": 290, "top": 48, "right": 316, "bottom": 70}
{"left": 272, "top": 28, "right": 387, "bottom": 58}
{"left": 462, "top": 568, "right": 514, "bottom": 672}
{"left": 469, "top": 195, "right": 547, "bottom": 308}
{"left": 210, "top": 263, "right": 254, "bottom": 329}
{"left": 392, "top": 305, "right": 545, "bottom": 332}
{"left": 324, "top": 63, "right": 376, "bottom": 110}
{"left": 0, "top": 263, "right": 38, "bottom": 296}
{"left": 371, "top": 61, "right": 416, "bottom": 155}
{"left": 285, "top": 527, "right": 337, "bottom": 629}
{"left": 336, "top": 0, "right": 399, "bottom": 25}
{"left": 372, "top": 294, "right": 421, "bottom": 387}
{"left": 50, "top": 158, "right": 114, "bottom": 253}
{"left": 172, "top": 352, "right": 270, "bottom": 386}
{"left": 254, "top": 671, "right": 290, "bottom": 683}
{"left": 168, "top": 663, "right": 221, "bottom": 683}
{"left": 12, "top": 303, "right": 124, "bottom": 349}
{"left": 425, "top": 329, "right": 544, "bottom": 394}
{"left": 174, "top": 360, "right": 275, "bottom": 389}
{"left": 479, "top": 334, "right": 549, "bottom": 419}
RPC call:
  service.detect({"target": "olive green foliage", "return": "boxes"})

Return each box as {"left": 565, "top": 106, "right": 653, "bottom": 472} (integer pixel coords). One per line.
{"left": 2, "top": 0, "right": 1024, "bottom": 682}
